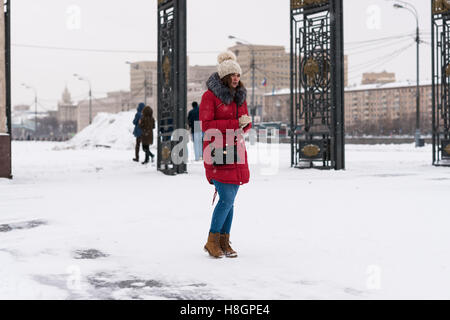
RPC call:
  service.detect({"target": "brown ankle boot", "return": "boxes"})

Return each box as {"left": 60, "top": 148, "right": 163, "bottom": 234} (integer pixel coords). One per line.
{"left": 220, "top": 233, "right": 237, "bottom": 258}
{"left": 204, "top": 232, "right": 224, "bottom": 258}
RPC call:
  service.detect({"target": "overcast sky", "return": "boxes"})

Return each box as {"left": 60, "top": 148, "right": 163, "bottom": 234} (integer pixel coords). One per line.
{"left": 11, "top": 0, "right": 432, "bottom": 109}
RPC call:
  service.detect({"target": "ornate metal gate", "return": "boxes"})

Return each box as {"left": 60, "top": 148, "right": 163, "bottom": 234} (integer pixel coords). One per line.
{"left": 290, "top": 0, "right": 344, "bottom": 170}
{"left": 157, "top": 0, "right": 187, "bottom": 175}
{"left": 0, "top": 0, "right": 11, "bottom": 179}
{"left": 4, "top": 0, "right": 10, "bottom": 135}
{"left": 432, "top": 0, "right": 450, "bottom": 166}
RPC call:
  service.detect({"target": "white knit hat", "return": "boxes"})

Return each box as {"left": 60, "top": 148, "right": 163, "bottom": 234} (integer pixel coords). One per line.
{"left": 217, "top": 51, "right": 242, "bottom": 79}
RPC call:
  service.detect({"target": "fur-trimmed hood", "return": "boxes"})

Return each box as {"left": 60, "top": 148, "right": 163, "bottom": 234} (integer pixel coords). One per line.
{"left": 206, "top": 73, "right": 247, "bottom": 106}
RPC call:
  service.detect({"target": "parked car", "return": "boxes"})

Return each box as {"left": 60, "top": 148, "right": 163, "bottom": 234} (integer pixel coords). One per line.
{"left": 258, "top": 122, "right": 289, "bottom": 137}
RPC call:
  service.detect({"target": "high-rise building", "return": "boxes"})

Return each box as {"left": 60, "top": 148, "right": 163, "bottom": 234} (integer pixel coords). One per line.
{"left": 128, "top": 61, "right": 158, "bottom": 113}
{"left": 361, "top": 71, "right": 396, "bottom": 85}
{"left": 227, "top": 44, "right": 290, "bottom": 122}
{"left": 57, "top": 87, "right": 78, "bottom": 124}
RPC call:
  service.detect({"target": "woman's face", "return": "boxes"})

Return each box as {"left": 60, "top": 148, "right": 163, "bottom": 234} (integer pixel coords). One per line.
{"left": 231, "top": 73, "right": 240, "bottom": 88}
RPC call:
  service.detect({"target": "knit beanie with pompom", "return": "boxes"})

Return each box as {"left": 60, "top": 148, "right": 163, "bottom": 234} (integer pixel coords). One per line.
{"left": 217, "top": 51, "right": 242, "bottom": 79}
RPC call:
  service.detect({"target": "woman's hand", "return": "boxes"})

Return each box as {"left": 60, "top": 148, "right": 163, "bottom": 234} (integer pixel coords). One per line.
{"left": 239, "top": 115, "right": 252, "bottom": 129}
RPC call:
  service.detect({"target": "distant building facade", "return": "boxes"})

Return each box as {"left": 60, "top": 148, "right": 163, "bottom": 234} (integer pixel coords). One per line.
{"left": 57, "top": 87, "right": 77, "bottom": 123}
{"left": 128, "top": 61, "right": 158, "bottom": 113}
{"left": 188, "top": 65, "right": 216, "bottom": 107}
{"left": 128, "top": 60, "right": 217, "bottom": 119}
{"left": 56, "top": 87, "right": 78, "bottom": 136}
{"left": 345, "top": 81, "right": 432, "bottom": 135}
{"left": 263, "top": 81, "right": 433, "bottom": 135}
{"left": 361, "top": 71, "right": 396, "bottom": 85}
{"left": 77, "top": 90, "right": 131, "bottom": 131}
{"left": 227, "top": 44, "right": 290, "bottom": 122}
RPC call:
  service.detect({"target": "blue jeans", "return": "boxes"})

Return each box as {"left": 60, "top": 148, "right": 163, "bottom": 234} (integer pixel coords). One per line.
{"left": 210, "top": 180, "right": 240, "bottom": 234}
{"left": 193, "top": 131, "right": 203, "bottom": 161}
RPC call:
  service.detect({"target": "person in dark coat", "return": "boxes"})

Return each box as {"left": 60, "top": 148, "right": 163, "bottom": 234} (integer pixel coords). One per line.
{"left": 138, "top": 106, "right": 155, "bottom": 164}
{"left": 132, "top": 102, "right": 145, "bottom": 162}
{"left": 200, "top": 51, "right": 252, "bottom": 259}
{"left": 188, "top": 101, "right": 203, "bottom": 161}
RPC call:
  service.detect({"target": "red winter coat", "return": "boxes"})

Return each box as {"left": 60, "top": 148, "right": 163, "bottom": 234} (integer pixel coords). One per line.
{"left": 200, "top": 73, "right": 252, "bottom": 186}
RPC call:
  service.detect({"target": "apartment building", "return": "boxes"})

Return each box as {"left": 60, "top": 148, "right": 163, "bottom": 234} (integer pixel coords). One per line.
{"left": 361, "top": 71, "right": 396, "bottom": 85}
{"left": 128, "top": 61, "right": 158, "bottom": 112}
{"left": 263, "top": 81, "right": 433, "bottom": 135}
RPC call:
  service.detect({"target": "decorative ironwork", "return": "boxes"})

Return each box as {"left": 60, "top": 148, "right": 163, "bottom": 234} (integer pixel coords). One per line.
{"left": 291, "top": 0, "right": 328, "bottom": 10}
{"left": 302, "top": 54, "right": 330, "bottom": 88}
{"left": 157, "top": 0, "right": 187, "bottom": 175}
{"left": 304, "top": 58, "right": 319, "bottom": 86}
{"left": 2, "top": 0, "right": 10, "bottom": 135}
{"left": 433, "top": 0, "right": 450, "bottom": 14}
{"left": 291, "top": 0, "right": 344, "bottom": 170}
{"left": 0, "top": 0, "right": 12, "bottom": 179}
{"left": 443, "top": 141, "right": 450, "bottom": 158}
{"left": 162, "top": 146, "right": 171, "bottom": 160}
{"left": 162, "top": 55, "right": 171, "bottom": 85}
{"left": 432, "top": 0, "right": 450, "bottom": 166}
{"left": 301, "top": 144, "right": 321, "bottom": 157}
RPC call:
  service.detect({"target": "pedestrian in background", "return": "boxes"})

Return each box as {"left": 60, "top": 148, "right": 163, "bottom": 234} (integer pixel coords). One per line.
{"left": 139, "top": 106, "right": 155, "bottom": 164}
{"left": 132, "top": 102, "right": 145, "bottom": 162}
{"left": 188, "top": 101, "right": 203, "bottom": 161}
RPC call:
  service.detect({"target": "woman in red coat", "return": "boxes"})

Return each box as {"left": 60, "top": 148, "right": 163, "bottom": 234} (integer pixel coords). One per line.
{"left": 200, "top": 51, "right": 252, "bottom": 259}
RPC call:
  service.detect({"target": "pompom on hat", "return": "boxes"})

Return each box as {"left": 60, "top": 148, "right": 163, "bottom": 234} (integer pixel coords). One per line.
{"left": 217, "top": 51, "right": 242, "bottom": 79}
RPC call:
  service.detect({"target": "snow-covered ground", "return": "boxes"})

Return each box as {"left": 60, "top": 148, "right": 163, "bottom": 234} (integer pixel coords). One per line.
{"left": 1, "top": 116, "right": 450, "bottom": 299}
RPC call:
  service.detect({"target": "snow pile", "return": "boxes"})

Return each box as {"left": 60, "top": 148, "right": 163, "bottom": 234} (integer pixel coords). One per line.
{"left": 57, "top": 110, "right": 201, "bottom": 161}
{"left": 62, "top": 111, "right": 140, "bottom": 150}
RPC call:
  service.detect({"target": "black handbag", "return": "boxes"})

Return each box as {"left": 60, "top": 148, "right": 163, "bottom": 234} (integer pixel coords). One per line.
{"left": 211, "top": 144, "right": 240, "bottom": 166}
{"left": 211, "top": 103, "right": 240, "bottom": 166}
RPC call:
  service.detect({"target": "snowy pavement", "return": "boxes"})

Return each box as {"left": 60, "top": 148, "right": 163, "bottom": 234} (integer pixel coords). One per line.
{"left": 1, "top": 141, "right": 450, "bottom": 299}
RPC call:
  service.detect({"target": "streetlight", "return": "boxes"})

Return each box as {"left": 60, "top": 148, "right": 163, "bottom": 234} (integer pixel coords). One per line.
{"left": 126, "top": 61, "right": 150, "bottom": 105}
{"left": 21, "top": 83, "right": 37, "bottom": 132}
{"left": 228, "top": 35, "right": 256, "bottom": 124}
{"left": 73, "top": 73, "right": 92, "bottom": 125}
{"left": 393, "top": 1, "right": 422, "bottom": 147}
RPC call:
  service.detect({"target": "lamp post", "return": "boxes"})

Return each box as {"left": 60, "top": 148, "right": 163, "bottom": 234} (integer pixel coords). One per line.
{"left": 126, "top": 61, "right": 150, "bottom": 105}
{"left": 228, "top": 35, "right": 256, "bottom": 124}
{"left": 73, "top": 73, "right": 92, "bottom": 125}
{"left": 21, "top": 83, "right": 37, "bottom": 133}
{"left": 393, "top": 1, "right": 422, "bottom": 147}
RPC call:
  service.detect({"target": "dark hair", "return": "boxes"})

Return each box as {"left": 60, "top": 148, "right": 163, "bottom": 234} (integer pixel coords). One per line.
{"left": 221, "top": 74, "right": 245, "bottom": 91}
{"left": 192, "top": 101, "right": 198, "bottom": 108}
{"left": 140, "top": 106, "right": 154, "bottom": 129}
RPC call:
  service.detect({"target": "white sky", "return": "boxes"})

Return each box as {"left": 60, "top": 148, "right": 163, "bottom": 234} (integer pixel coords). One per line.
{"left": 11, "top": 0, "right": 432, "bottom": 109}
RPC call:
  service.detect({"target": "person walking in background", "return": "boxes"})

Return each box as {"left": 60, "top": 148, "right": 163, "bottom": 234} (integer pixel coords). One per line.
{"left": 132, "top": 102, "right": 145, "bottom": 162}
{"left": 139, "top": 106, "right": 155, "bottom": 164}
{"left": 188, "top": 101, "right": 203, "bottom": 161}
{"left": 200, "top": 51, "right": 252, "bottom": 259}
